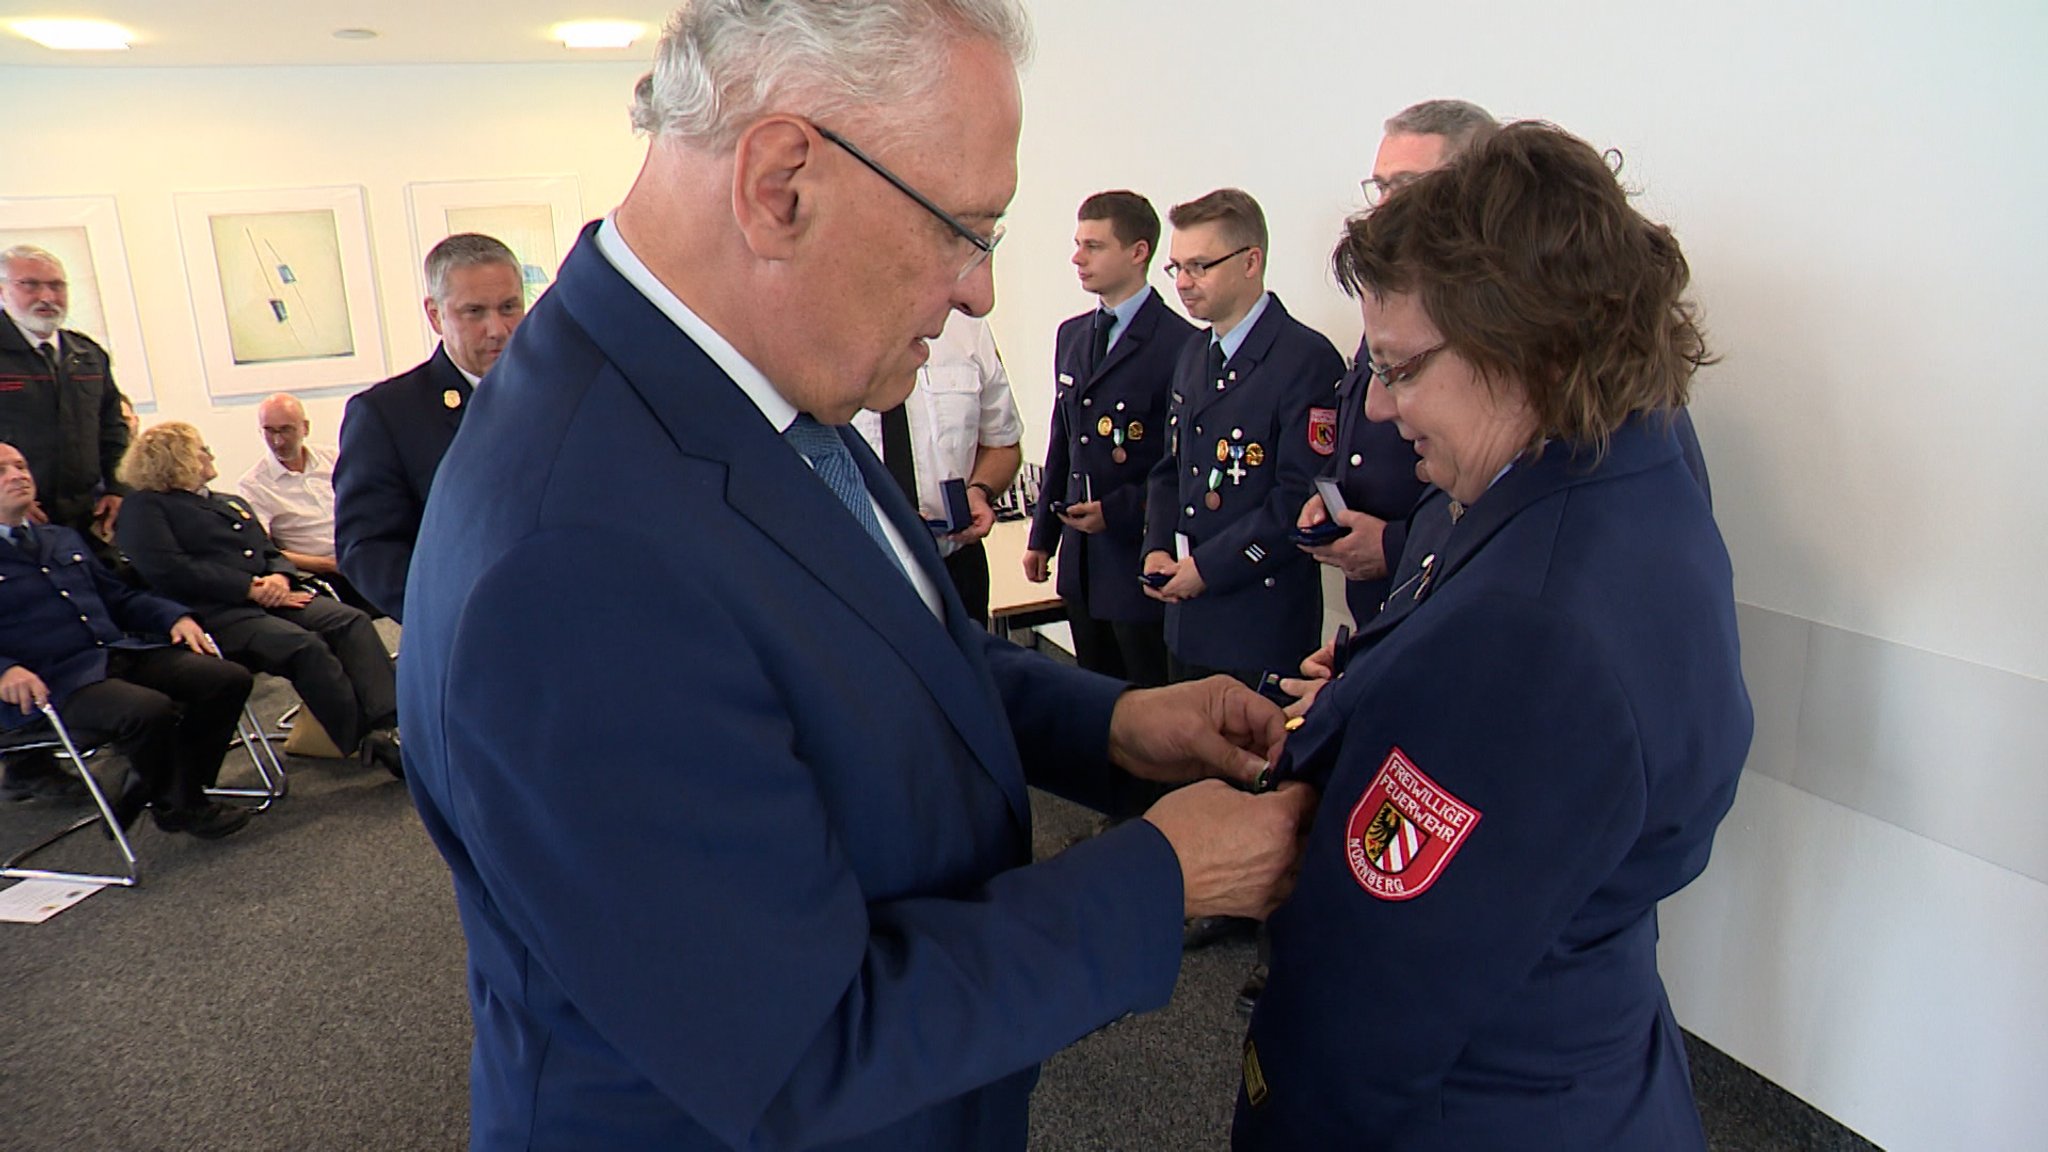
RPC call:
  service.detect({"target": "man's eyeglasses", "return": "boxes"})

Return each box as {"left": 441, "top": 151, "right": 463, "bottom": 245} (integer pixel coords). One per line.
{"left": 814, "top": 123, "right": 1002, "bottom": 281}
{"left": 1360, "top": 173, "right": 1422, "bottom": 208}
{"left": 4, "top": 279, "right": 66, "bottom": 294}
{"left": 1163, "top": 246, "right": 1251, "bottom": 281}
{"left": 1364, "top": 342, "right": 1447, "bottom": 389}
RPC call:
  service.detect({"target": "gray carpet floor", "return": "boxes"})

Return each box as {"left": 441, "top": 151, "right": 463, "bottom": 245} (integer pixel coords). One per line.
{"left": 0, "top": 672, "right": 1880, "bottom": 1151}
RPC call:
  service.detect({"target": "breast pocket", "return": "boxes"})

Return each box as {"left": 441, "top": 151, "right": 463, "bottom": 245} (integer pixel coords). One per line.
{"left": 919, "top": 365, "right": 983, "bottom": 479}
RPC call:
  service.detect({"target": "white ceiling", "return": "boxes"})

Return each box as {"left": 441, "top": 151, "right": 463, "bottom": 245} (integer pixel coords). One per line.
{"left": 0, "top": 2, "right": 679, "bottom": 68}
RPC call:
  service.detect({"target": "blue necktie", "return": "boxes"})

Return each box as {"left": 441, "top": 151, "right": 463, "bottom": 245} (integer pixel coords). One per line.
{"left": 4, "top": 523, "right": 32, "bottom": 554}
{"left": 783, "top": 415, "right": 909, "bottom": 579}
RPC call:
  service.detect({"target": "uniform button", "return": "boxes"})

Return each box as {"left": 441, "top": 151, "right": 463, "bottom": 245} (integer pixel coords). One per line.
{"left": 79, "top": 614, "right": 89, "bottom": 622}
{"left": 243, "top": 549, "right": 254, "bottom": 557}
{"left": 1263, "top": 577, "right": 1276, "bottom": 588}
{"left": 1189, "top": 466, "right": 1198, "bottom": 476}
{"left": 1082, "top": 398, "right": 1093, "bottom": 407}
{"left": 232, "top": 522, "right": 243, "bottom": 531}
{"left": 1080, "top": 435, "right": 1090, "bottom": 444}
{"left": 1184, "top": 506, "right": 1195, "bottom": 517}
{"left": 97, "top": 640, "right": 107, "bottom": 647}
{"left": 1350, "top": 454, "right": 1363, "bottom": 467}
{"left": 1216, "top": 382, "right": 1225, "bottom": 391}
{"left": 59, "top": 590, "right": 71, "bottom": 598}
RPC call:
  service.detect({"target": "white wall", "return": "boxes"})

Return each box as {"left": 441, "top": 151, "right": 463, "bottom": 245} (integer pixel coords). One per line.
{"left": 5, "top": 3, "right": 2046, "bottom": 1146}
{"left": 0, "top": 61, "right": 648, "bottom": 482}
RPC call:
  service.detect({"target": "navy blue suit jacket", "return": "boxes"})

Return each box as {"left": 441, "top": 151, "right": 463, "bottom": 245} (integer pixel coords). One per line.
{"left": 1027, "top": 289, "right": 1197, "bottom": 622}
{"left": 399, "top": 224, "right": 1185, "bottom": 1151}
{"left": 1142, "top": 296, "right": 1343, "bottom": 673}
{"left": 0, "top": 523, "right": 187, "bottom": 730}
{"left": 1236, "top": 416, "right": 1750, "bottom": 1151}
{"left": 334, "top": 346, "right": 471, "bottom": 622}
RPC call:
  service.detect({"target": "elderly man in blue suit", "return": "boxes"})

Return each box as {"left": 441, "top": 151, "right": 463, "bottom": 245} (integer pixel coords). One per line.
{"left": 333, "top": 232, "right": 526, "bottom": 622}
{"left": 398, "top": 3, "right": 1315, "bottom": 1150}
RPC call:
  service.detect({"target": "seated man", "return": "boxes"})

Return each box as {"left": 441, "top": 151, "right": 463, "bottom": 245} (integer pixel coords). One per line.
{"left": 236, "top": 392, "right": 375, "bottom": 615}
{"left": 0, "top": 441, "right": 252, "bottom": 838}
{"left": 116, "top": 422, "right": 400, "bottom": 777}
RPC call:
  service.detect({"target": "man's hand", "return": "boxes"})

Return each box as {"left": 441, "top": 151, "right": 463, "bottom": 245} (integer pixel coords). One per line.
{"left": 1058, "top": 499, "right": 1107, "bottom": 534}
{"left": 1145, "top": 780, "right": 1317, "bottom": 919}
{"left": 25, "top": 500, "right": 48, "bottom": 525}
{"left": 281, "top": 549, "right": 338, "bottom": 575}
{"left": 92, "top": 493, "right": 122, "bottom": 535}
{"left": 168, "top": 617, "right": 215, "bottom": 656}
{"left": 1021, "top": 549, "right": 1050, "bottom": 584}
{"left": 1157, "top": 555, "right": 1205, "bottom": 602}
{"left": 0, "top": 666, "right": 50, "bottom": 714}
{"left": 1298, "top": 494, "right": 1390, "bottom": 581}
{"left": 1108, "top": 676, "right": 1286, "bottom": 788}
{"left": 280, "top": 589, "right": 315, "bottom": 609}
{"left": 948, "top": 483, "right": 997, "bottom": 544}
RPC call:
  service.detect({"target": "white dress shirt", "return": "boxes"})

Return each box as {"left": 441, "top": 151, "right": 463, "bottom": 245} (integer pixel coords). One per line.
{"left": 236, "top": 443, "right": 339, "bottom": 558}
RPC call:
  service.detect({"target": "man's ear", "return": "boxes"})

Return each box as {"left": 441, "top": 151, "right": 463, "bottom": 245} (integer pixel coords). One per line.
{"left": 423, "top": 297, "right": 445, "bottom": 338}
{"left": 1130, "top": 238, "right": 1151, "bottom": 268}
{"left": 732, "top": 117, "right": 816, "bottom": 262}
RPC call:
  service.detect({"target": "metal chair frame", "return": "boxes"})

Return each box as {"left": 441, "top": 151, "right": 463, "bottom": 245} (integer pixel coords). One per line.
{"left": 0, "top": 704, "right": 142, "bottom": 888}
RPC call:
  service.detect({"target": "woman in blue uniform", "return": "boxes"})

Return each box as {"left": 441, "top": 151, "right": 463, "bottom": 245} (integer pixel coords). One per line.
{"left": 1235, "top": 122, "right": 1753, "bottom": 1151}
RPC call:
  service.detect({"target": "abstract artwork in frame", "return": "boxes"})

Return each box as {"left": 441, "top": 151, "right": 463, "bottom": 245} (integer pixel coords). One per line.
{"left": 174, "top": 186, "right": 386, "bottom": 399}
{"left": 405, "top": 177, "right": 582, "bottom": 348}
{"left": 0, "top": 195, "right": 156, "bottom": 405}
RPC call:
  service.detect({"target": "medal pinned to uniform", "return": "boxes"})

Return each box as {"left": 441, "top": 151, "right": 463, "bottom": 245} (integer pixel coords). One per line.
{"left": 1097, "top": 415, "right": 1114, "bottom": 436}
{"left": 1126, "top": 420, "right": 1144, "bottom": 443}
{"left": 443, "top": 389, "right": 463, "bottom": 410}
{"left": 1215, "top": 438, "right": 1231, "bottom": 464}
{"left": 1225, "top": 443, "right": 1249, "bottom": 485}
{"left": 1243, "top": 442, "right": 1265, "bottom": 467}
{"left": 1204, "top": 468, "right": 1224, "bottom": 510}
{"left": 1110, "top": 424, "right": 1127, "bottom": 465}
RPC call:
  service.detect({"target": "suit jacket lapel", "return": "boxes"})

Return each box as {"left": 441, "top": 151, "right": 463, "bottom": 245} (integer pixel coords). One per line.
{"left": 553, "top": 228, "right": 1032, "bottom": 830}
{"left": 1084, "top": 290, "right": 1159, "bottom": 389}
{"left": 1187, "top": 294, "right": 1287, "bottom": 424}
{"left": 426, "top": 349, "right": 472, "bottom": 435}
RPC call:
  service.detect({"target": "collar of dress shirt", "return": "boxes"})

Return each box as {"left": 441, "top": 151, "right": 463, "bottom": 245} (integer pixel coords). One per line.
{"left": 1212, "top": 291, "right": 1272, "bottom": 363}
{"left": 593, "top": 214, "right": 798, "bottom": 433}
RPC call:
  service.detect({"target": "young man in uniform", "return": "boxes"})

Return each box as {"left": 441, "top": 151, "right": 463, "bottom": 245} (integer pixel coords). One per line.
{"left": 1024, "top": 191, "right": 1195, "bottom": 689}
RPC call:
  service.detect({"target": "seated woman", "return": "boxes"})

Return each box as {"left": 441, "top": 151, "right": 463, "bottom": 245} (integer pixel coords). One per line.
{"left": 1235, "top": 124, "right": 1753, "bottom": 1150}
{"left": 115, "top": 422, "right": 401, "bottom": 777}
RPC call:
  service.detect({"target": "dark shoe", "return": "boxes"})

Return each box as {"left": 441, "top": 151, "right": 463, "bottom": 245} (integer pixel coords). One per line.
{"left": 1234, "top": 963, "right": 1268, "bottom": 1019}
{"left": 152, "top": 801, "right": 251, "bottom": 840}
{"left": 1182, "top": 915, "right": 1259, "bottom": 951}
{"left": 360, "top": 727, "right": 402, "bottom": 779}
{"left": 2, "top": 769, "right": 88, "bottom": 804}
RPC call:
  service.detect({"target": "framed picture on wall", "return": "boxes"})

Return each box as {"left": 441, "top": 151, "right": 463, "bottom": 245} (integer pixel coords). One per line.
{"left": 404, "top": 176, "right": 583, "bottom": 349}
{"left": 0, "top": 195, "right": 156, "bottom": 406}
{"left": 173, "top": 185, "right": 386, "bottom": 400}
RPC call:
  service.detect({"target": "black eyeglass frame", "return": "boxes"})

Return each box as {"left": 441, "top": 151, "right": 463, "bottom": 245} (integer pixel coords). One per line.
{"left": 813, "top": 123, "right": 1002, "bottom": 280}
{"left": 1162, "top": 245, "right": 1253, "bottom": 281}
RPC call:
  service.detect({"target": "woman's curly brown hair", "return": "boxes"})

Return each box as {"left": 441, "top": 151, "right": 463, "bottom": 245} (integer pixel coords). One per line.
{"left": 1332, "top": 121, "right": 1713, "bottom": 457}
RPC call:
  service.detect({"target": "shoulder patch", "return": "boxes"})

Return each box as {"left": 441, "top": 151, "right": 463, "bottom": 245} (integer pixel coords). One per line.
{"left": 1343, "top": 747, "right": 1481, "bottom": 901}
{"left": 1307, "top": 407, "right": 1337, "bottom": 455}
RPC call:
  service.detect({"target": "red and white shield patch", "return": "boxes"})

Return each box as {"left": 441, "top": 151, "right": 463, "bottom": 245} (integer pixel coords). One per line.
{"left": 1343, "top": 747, "right": 1481, "bottom": 901}
{"left": 1307, "top": 407, "right": 1337, "bottom": 456}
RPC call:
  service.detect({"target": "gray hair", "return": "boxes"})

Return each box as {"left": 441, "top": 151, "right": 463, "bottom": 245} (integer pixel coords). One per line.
{"left": 1384, "top": 99, "right": 1499, "bottom": 159}
{"left": 634, "top": 0, "right": 1033, "bottom": 149}
{"left": 424, "top": 233, "right": 519, "bottom": 302}
{"left": 0, "top": 244, "right": 63, "bottom": 274}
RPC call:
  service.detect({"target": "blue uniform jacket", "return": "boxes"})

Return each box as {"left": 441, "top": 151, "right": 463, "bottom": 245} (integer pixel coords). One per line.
{"left": 1027, "top": 290, "right": 1197, "bottom": 622}
{"left": 399, "top": 223, "right": 1187, "bottom": 1152}
{"left": 334, "top": 345, "right": 471, "bottom": 622}
{"left": 1142, "top": 295, "right": 1342, "bottom": 673}
{"left": 1236, "top": 415, "right": 1751, "bottom": 1151}
{"left": 1325, "top": 335, "right": 1427, "bottom": 623}
{"left": 0, "top": 523, "right": 187, "bottom": 731}
{"left": 117, "top": 488, "right": 297, "bottom": 630}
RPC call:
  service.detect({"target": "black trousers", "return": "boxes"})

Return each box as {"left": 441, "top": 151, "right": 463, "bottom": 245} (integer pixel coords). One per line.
{"left": 210, "top": 597, "right": 395, "bottom": 756}
{"left": 60, "top": 647, "right": 253, "bottom": 810}
{"left": 944, "top": 539, "right": 991, "bottom": 627}
{"left": 1166, "top": 654, "right": 1263, "bottom": 692}
{"left": 1066, "top": 607, "right": 1170, "bottom": 689}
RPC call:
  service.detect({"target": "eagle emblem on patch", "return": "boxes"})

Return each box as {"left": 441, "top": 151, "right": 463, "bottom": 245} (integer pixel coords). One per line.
{"left": 1343, "top": 747, "right": 1480, "bottom": 900}
{"left": 1307, "top": 407, "right": 1337, "bottom": 456}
